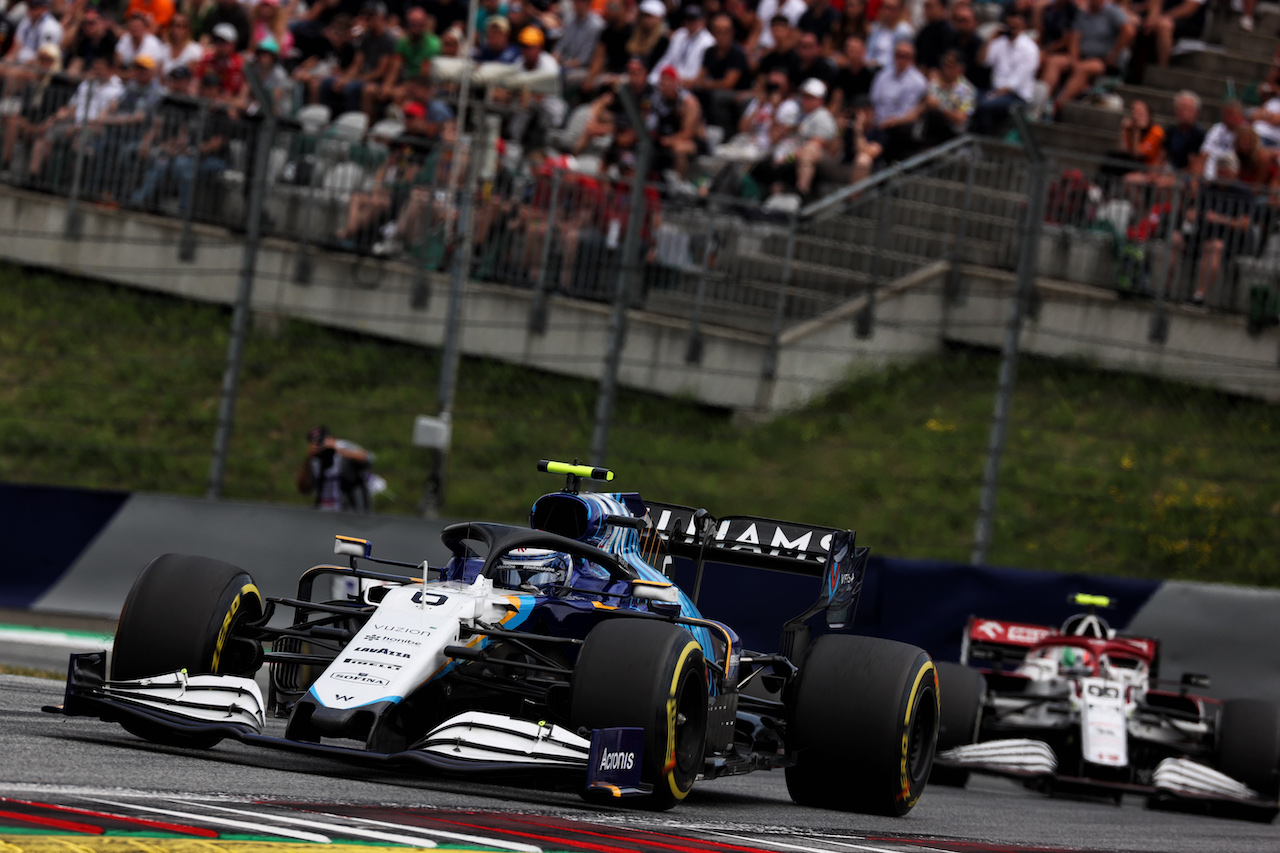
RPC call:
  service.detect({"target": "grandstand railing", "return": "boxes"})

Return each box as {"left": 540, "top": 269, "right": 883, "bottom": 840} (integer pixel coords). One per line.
{"left": 2, "top": 70, "right": 1277, "bottom": 337}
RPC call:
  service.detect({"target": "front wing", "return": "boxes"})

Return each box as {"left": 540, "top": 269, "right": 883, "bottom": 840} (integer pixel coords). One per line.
{"left": 44, "top": 653, "right": 646, "bottom": 794}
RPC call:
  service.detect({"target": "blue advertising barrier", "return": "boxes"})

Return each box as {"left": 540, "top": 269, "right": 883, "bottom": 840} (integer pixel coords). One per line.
{"left": 0, "top": 483, "right": 129, "bottom": 609}
{"left": 673, "top": 556, "right": 1162, "bottom": 662}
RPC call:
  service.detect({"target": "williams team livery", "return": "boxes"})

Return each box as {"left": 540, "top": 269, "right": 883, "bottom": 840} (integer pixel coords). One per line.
{"left": 48, "top": 460, "right": 940, "bottom": 814}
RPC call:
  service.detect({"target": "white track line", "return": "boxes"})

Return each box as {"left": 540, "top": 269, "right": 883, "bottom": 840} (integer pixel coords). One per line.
{"left": 700, "top": 829, "right": 903, "bottom": 853}
{"left": 187, "top": 802, "right": 439, "bottom": 848}
{"left": 85, "top": 797, "right": 330, "bottom": 844}
{"left": 329, "top": 811, "right": 544, "bottom": 853}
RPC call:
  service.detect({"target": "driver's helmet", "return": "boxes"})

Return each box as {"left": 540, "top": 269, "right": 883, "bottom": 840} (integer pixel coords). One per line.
{"left": 496, "top": 548, "right": 571, "bottom": 591}
{"left": 1058, "top": 646, "right": 1094, "bottom": 674}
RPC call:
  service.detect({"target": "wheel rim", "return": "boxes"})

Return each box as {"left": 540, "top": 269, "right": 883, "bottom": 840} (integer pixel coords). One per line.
{"left": 672, "top": 664, "right": 706, "bottom": 780}
{"left": 906, "top": 684, "right": 938, "bottom": 785}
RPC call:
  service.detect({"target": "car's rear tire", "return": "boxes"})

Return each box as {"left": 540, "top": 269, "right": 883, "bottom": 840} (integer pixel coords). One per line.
{"left": 570, "top": 619, "right": 708, "bottom": 810}
{"left": 785, "top": 635, "right": 938, "bottom": 815}
{"left": 111, "top": 554, "right": 264, "bottom": 749}
{"left": 929, "top": 661, "right": 986, "bottom": 788}
{"left": 1216, "top": 698, "right": 1280, "bottom": 798}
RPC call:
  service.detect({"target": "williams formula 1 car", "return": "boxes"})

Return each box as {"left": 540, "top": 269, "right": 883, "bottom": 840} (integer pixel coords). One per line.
{"left": 48, "top": 461, "right": 940, "bottom": 814}
{"left": 931, "top": 595, "right": 1280, "bottom": 821}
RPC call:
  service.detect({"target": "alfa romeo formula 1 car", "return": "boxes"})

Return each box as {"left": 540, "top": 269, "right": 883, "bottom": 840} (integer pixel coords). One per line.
{"left": 47, "top": 461, "right": 940, "bottom": 815}
{"left": 931, "top": 595, "right": 1280, "bottom": 821}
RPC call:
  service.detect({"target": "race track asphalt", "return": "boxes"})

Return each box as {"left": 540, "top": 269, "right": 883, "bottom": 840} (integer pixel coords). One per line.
{"left": 3, "top": 667, "right": 1278, "bottom": 853}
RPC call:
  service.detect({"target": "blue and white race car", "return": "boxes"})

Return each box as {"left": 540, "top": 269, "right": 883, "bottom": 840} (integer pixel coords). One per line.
{"left": 48, "top": 461, "right": 940, "bottom": 814}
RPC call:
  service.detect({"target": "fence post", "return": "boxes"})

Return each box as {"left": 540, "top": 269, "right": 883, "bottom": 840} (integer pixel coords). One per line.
{"left": 760, "top": 212, "right": 797, "bottom": 393}
{"left": 947, "top": 148, "right": 975, "bottom": 303}
{"left": 971, "top": 109, "right": 1047, "bottom": 566}
{"left": 206, "top": 69, "right": 276, "bottom": 500}
{"left": 292, "top": 126, "right": 321, "bottom": 285}
{"left": 63, "top": 79, "right": 94, "bottom": 240}
{"left": 177, "top": 99, "right": 208, "bottom": 262}
{"left": 1148, "top": 178, "right": 1178, "bottom": 343}
{"left": 528, "top": 168, "right": 562, "bottom": 335}
{"left": 856, "top": 190, "right": 887, "bottom": 339}
{"left": 685, "top": 233, "right": 713, "bottom": 364}
{"left": 590, "top": 85, "right": 651, "bottom": 467}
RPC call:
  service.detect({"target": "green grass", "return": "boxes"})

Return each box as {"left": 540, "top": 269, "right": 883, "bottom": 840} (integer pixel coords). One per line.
{"left": 2, "top": 264, "right": 1278, "bottom": 584}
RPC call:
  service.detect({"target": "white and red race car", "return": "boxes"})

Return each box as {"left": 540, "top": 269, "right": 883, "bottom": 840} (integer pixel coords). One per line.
{"left": 932, "top": 594, "right": 1279, "bottom": 821}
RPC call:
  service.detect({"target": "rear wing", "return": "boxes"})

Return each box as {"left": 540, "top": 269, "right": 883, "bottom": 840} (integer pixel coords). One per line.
{"left": 644, "top": 501, "right": 852, "bottom": 577}
{"left": 961, "top": 617, "right": 1056, "bottom": 670}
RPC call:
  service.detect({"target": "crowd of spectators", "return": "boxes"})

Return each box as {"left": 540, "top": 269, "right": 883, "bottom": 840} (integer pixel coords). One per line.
{"left": 0, "top": 0, "right": 1274, "bottom": 290}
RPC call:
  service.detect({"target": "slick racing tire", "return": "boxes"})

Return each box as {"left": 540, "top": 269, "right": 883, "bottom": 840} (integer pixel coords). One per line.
{"left": 1216, "top": 698, "right": 1280, "bottom": 799}
{"left": 785, "top": 635, "right": 938, "bottom": 816}
{"left": 929, "top": 661, "right": 986, "bottom": 788}
{"left": 570, "top": 619, "right": 708, "bottom": 810}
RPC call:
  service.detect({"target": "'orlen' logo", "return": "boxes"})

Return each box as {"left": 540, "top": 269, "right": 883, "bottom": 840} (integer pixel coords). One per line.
{"left": 1008, "top": 625, "right": 1052, "bottom": 644}
{"left": 353, "top": 647, "right": 411, "bottom": 658}
{"left": 330, "top": 671, "right": 389, "bottom": 686}
{"left": 598, "top": 750, "right": 635, "bottom": 771}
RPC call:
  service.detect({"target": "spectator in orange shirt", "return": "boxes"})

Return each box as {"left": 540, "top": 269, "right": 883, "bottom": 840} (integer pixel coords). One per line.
{"left": 127, "top": 0, "right": 175, "bottom": 32}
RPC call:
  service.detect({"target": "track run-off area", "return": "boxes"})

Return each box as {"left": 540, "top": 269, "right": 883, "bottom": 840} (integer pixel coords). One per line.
{"left": 3, "top": 668, "right": 1279, "bottom": 853}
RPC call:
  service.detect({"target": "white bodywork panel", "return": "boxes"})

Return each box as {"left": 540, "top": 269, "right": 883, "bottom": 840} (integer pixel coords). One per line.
{"left": 1153, "top": 757, "right": 1260, "bottom": 800}
{"left": 937, "top": 738, "right": 1058, "bottom": 775}
{"left": 1077, "top": 677, "right": 1129, "bottom": 767}
{"left": 419, "top": 710, "right": 592, "bottom": 766}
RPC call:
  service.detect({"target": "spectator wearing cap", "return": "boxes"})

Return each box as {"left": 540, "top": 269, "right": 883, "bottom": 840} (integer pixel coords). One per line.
{"left": 914, "top": 48, "right": 974, "bottom": 147}
{"left": 501, "top": 26, "right": 566, "bottom": 148}
{"left": 776, "top": 77, "right": 838, "bottom": 198}
{"left": 130, "top": 70, "right": 234, "bottom": 213}
{"left": 2, "top": 42, "right": 61, "bottom": 170}
{"left": 95, "top": 54, "right": 166, "bottom": 199}
{"left": 252, "top": 37, "right": 295, "bottom": 114}
{"left": 796, "top": 0, "right": 839, "bottom": 52}
{"left": 650, "top": 5, "right": 715, "bottom": 85}
{"left": 864, "top": 0, "right": 911, "bottom": 68}
{"left": 402, "top": 74, "right": 454, "bottom": 142}
{"left": 627, "top": 0, "right": 670, "bottom": 71}
{"left": 973, "top": 9, "right": 1038, "bottom": 136}
{"left": 719, "top": 67, "right": 795, "bottom": 163}
{"left": 62, "top": 7, "right": 119, "bottom": 78}
{"left": 868, "top": 38, "right": 925, "bottom": 162}
{"left": 787, "top": 30, "right": 833, "bottom": 94}
{"left": 557, "top": 0, "right": 605, "bottom": 97}
{"left": 650, "top": 64, "right": 707, "bottom": 180}
{"left": 321, "top": 2, "right": 395, "bottom": 117}
{"left": 475, "top": 16, "right": 520, "bottom": 62}
{"left": 476, "top": 0, "right": 510, "bottom": 34}
{"left": 195, "top": 23, "right": 248, "bottom": 101}
{"left": 198, "top": 0, "right": 252, "bottom": 52}
{"left": 692, "top": 13, "right": 750, "bottom": 135}
{"left": 117, "top": 12, "right": 167, "bottom": 69}
{"left": 7, "top": 0, "right": 63, "bottom": 66}
{"left": 126, "top": 0, "right": 176, "bottom": 33}
{"left": 585, "top": 0, "right": 635, "bottom": 97}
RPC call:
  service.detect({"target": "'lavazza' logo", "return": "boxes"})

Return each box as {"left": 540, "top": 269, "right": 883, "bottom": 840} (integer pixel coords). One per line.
{"left": 598, "top": 750, "right": 635, "bottom": 771}
{"left": 331, "top": 672, "right": 389, "bottom": 686}
{"left": 354, "top": 647, "right": 412, "bottom": 658}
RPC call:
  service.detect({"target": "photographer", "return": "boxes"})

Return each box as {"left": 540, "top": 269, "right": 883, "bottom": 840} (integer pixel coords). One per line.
{"left": 298, "top": 425, "right": 377, "bottom": 512}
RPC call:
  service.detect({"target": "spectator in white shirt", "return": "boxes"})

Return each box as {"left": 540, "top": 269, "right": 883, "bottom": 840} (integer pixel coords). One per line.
{"left": 865, "top": 0, "right": 913, "bottom": 68}
{"left": 650, "top": 5, "right": 716, "bottom": 85}
{"left": 7, "top": 0, "right": 63, "bottom": 65}
{"left": 869, "top": 38, "right": 926, "bottom": 162}
{"left": 26, "top": 55, "right": 124, "bottom": 184}
{"left": 116, "top": 12, "right": 166, "bottom": 70}
{"left": 1200, "top": 100, "right": 1246, "bottom": 180}
{"left": 973, "top": 9, "right": 1039, "bottom": 136}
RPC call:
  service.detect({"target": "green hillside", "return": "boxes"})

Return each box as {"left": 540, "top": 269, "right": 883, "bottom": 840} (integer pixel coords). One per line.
{"left": 2, "top": 264, "right": 1277, "bottom": 585}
